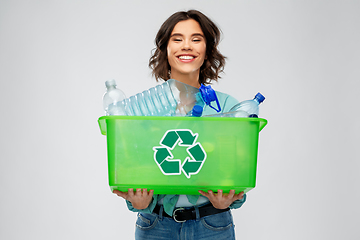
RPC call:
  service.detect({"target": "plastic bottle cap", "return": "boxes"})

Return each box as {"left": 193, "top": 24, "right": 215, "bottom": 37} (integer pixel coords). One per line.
{"left": 105, "top": 79, "right": 116, "bottom": 88}
{"left": 254, "top": 92, "right": 265, "bottom": 103}
{"left": 192, "top": 105, "right": 203, "bottom": 117}
{"left": 199, "top": 84, "right": 221, "bottom": 112}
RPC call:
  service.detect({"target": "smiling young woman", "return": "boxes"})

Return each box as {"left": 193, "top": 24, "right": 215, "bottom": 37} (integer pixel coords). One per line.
{"left": 113, "top": 10, "right": 246, "bottom": 240}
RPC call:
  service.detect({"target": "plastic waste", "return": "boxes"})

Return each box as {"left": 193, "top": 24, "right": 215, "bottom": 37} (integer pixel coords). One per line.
{"left": 186, "top": 105, "right": 203, "bottom": 117}
{"left": 103, "top": 80, "right": 127, "bottom": 115}
{"left": 103, "top": 79, "right": 221, "bottom": 116}
{"left": 203, "top": 92, "right": 265, "bottom": 118}
{"left": 229, "top": 92, "right": 265, "bottom": 117}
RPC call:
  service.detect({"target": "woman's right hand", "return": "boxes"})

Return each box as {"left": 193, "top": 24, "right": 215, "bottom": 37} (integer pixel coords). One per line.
{"left": 113, "top": 188, "right": 154, "bottom": 210}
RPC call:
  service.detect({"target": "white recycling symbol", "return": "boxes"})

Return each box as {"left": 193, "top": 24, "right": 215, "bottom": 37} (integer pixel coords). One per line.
{"left": 153, "top": 129, "right": 207, "bottom": 178}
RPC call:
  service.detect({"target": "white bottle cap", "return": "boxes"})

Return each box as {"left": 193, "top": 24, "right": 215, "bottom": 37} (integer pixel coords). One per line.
{"left": 105, "top": 79, "right": 116, "bottom": 88}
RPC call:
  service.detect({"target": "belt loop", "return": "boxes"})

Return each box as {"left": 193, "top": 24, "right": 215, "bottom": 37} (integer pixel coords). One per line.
{"left": 159, "top": 205, "right": 164, "bottom": 221}
{"left": 195, "top": 206, "right": 200, "bottom": 221}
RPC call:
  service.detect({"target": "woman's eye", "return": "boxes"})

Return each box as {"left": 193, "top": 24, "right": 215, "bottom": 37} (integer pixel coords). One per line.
{"left": 173, "top": 38, "right": 182, "bottom": 42}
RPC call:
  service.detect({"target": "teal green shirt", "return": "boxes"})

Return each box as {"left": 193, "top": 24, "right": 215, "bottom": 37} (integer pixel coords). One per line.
{"left": 126, "top": 91, "right": 247, "bottom": 216}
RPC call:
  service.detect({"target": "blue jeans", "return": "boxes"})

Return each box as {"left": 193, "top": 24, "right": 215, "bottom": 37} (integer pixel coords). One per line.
{"left": 135, "top": 206, "right": 235, "bottom": 240}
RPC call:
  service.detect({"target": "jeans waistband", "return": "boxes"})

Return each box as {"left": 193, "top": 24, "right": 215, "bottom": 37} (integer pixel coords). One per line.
{"left": 153, "top": 203, "right": 230, "bottom": 223}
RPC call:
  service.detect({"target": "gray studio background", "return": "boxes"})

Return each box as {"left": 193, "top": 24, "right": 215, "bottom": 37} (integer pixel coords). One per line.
{"left": 1, "top": 0, "right": 359, "bottom": 239}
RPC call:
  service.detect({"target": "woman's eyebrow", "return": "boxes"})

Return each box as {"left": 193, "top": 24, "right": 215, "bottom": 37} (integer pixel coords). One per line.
{"left": 192, "top": 33, "right": 204, "bottom": 37}
{"left": 170, "top": 33, "right": 204, "bottom": 38}
{"left": 170, "top": 33, "right": 183, "bottom": 38}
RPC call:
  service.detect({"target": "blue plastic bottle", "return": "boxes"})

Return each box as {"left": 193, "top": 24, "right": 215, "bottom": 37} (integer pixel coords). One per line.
{"left": 186, "top": 105, "right": 203, "bottom": 117}
{"left": 103, "top": 79, "right": 221, "bottom": 116}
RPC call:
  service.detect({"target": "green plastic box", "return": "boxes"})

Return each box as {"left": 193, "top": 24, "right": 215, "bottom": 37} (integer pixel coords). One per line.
{"left": 98, "top": 116, "right": 267, "bottom": 195}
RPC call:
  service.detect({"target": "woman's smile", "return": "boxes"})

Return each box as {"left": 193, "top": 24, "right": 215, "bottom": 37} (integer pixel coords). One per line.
{"left": 177, "top": 54, "right": 197, "bottom": 63}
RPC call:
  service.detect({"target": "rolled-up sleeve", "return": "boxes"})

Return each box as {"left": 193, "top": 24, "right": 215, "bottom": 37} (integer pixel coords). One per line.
{"left": 126, "top": 195, "right": 158, "bottom": 213}
{"left": 229, "top": 193, "right": 247, "bottom": 209}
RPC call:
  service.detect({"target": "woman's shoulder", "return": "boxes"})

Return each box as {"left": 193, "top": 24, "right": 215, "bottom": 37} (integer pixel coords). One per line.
{"left": 214, "top": 90, "right": 239, "bottom": 113}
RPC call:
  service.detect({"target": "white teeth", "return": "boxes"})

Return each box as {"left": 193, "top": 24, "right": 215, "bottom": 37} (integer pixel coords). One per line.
{"left": 179, "top": 55, "right": 194, "bottom": 60}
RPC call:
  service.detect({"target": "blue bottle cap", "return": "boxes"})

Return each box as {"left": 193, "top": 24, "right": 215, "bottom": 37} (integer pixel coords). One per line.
{"left": 254, "top": 92, "right": 265, "bottom": 103}
{"left": 192, "top": 105, "right": 203, "bottom": 117}
{"left": 199, "top": 84, "right": 221, "bottom": 112}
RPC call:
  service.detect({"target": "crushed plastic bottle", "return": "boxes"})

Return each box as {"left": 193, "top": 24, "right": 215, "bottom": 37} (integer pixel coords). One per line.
{"left": 104, "top": 79, "right": 221, "bottom": 116}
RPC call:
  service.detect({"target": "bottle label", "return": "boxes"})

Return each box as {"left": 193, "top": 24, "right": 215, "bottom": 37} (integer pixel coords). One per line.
{"left": 153, "top": 129, "right": 207, "bottom": 178}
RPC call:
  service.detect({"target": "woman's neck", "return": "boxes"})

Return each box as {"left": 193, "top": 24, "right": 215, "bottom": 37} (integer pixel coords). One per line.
{"left": 170, "top": 71, "right": 201, "bottom": 88}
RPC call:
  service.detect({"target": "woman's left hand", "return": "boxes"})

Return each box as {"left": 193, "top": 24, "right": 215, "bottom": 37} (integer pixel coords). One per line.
{"left": 198, "top": 190, "right": 244, "bottom": 209}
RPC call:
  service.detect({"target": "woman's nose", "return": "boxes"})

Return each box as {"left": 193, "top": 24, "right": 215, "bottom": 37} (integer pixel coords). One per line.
{"left": 181, "top": 40, "right": 192, "bottom": 50}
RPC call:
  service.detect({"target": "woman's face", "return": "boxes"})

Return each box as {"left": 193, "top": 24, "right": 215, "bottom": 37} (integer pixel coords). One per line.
{"left": 167, "top": 19, "right": 206, "bottom": 87}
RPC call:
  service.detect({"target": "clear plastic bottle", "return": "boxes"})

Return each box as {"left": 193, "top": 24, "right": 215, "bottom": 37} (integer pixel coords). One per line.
{"left": 103, "top": 80, "right": 127, "bottom": 115}
{"left": 228, "top": 92, "right": 265, "bottom": 118}
{"left": 203, "top": 92, "right": 265, "bottom": 118}
{"left": 108, "top": 79, "right": 221, "bottom": 116}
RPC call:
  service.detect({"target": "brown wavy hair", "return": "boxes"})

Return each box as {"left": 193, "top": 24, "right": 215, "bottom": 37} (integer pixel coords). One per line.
{"left": 149, "top": 10, "right": 226, "bottom": 85}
